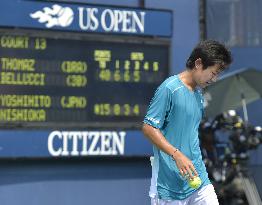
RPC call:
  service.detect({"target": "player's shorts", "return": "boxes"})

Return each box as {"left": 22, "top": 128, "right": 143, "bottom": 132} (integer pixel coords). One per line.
{"left": 151, "top": 184, "right": 219, "bottom": 205}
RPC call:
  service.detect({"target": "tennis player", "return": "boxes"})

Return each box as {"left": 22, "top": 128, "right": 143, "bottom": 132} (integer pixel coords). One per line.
{"left": 142, "top": 40, "right": 232, "bottom": 205}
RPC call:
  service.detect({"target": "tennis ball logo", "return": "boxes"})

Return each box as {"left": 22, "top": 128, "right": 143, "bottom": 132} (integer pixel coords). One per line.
{"left": 30, "top": 4, "right": 74, "bottom": 28}
{"left": 188, "top": 176, "right": 202, "bottom": 189}
{"left": 57, "top": 7, "right": 74, "bottom": 27}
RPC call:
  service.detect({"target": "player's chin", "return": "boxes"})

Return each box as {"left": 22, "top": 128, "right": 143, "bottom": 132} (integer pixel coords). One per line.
{"left": 200, "top": 82, "right": 211, "bottom": 88}
{"left": 203, "top": 82, "right": 212, "bottom": 88}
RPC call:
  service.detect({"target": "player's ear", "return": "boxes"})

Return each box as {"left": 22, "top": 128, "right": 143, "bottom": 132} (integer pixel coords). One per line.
{"left": 195, "top": 58, "right": 203, "bottom": 70}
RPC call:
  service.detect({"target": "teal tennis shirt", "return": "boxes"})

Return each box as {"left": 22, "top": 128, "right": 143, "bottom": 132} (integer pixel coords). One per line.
{"left": 143, "top": 75, "right": 210, "bottom": 200}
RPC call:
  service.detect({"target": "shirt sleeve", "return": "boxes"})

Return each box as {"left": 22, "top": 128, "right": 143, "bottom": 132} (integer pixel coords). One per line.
{"left": 143, "top": 84, "right": 172, "bottom": 129}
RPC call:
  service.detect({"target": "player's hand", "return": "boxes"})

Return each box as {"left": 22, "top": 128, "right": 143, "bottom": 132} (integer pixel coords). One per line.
{"left": 172, "top": 150, "right": 198, "bottom": 179}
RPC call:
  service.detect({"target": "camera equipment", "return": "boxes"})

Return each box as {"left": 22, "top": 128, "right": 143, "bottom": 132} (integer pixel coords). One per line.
{"left": 200, "top": 110, "right": 262, "bottom": 205}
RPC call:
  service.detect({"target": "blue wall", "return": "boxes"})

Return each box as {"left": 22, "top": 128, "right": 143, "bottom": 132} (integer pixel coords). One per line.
{"left": 0, "top": 158, "right": 151, "bottom": 205}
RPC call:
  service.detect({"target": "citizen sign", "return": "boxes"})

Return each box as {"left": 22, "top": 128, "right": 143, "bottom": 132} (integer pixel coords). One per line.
{"left": 48, "top": 131, "right": 126, "bottom": 156}
{"left": 31, "top": 4, "right": 145, "bottom": 33}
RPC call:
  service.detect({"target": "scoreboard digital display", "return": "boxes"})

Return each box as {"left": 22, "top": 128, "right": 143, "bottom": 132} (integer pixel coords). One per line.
{"left": 0, "top": 32, "right": 169, "bottom": 128}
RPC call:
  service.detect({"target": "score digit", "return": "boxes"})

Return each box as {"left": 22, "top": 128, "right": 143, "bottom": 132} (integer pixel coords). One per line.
{"left": 35, "top": 38, "right": 47, "bottom": 50}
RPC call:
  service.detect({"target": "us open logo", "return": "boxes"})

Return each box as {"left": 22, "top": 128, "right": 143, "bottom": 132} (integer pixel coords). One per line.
{"left": 30, "top": 4, "right": 74, "bottom": 28}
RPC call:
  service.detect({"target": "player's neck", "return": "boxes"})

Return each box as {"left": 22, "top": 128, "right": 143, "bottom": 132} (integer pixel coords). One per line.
{"left": 178, "top": 69, "right": 197, "bottom": 91}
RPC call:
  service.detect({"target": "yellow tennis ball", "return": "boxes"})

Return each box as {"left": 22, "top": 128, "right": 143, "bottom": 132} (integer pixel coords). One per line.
{"left": 188, "top": 176, "right": 202, "bottom": 189}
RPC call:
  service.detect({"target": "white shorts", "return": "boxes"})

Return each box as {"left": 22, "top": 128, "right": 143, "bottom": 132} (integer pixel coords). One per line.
{"left": 151, "top": 184, "right": 219, "bottom": 205}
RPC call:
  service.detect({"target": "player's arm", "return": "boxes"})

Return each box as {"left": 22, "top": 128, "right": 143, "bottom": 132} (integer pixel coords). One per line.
{"left": 142, "top": 123, "right": 198, "bottom": 178}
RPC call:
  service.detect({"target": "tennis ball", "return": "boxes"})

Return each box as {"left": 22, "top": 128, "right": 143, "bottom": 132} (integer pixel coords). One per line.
{"left": 188, "top": 176, "right": 202, "bottom": 189}
{"left": 57, "top": 7, "right": 74, "bottom": 27}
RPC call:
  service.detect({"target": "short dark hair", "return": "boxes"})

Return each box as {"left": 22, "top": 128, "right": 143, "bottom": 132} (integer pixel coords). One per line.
{"left": 186, "top": 40, "right": 232, "bottom": 70}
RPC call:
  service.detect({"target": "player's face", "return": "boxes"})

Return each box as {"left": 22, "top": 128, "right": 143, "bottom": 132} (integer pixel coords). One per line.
{"left": 194, "top": 62, "right": 223, "bottom": 88}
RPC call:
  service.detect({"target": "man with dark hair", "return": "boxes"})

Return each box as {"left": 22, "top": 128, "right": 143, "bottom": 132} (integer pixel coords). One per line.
{"left": 142, "top": 40, "right": 232, "bottom": 205}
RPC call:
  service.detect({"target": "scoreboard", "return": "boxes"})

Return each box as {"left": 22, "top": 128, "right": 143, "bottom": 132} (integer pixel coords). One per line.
{"left": 0, "top": 1, "right": 172, "bottom": 157}
{"left": 0, "top": 32, "right": 169, "bottom": 129}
